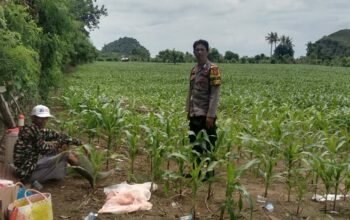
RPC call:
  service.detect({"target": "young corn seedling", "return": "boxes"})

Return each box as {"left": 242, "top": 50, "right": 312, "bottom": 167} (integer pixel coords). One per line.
{"left": 306, "top": 141, "right": 335, "bottom": 214}
{"left": 293, "top": 167, "right": 311, "bottom": 216}
{"left": 317, "top": 157, "right": 334, "bottom": 213}
{"left": 343, "top": 165, "right": 350, "bottom": 201}
{"left": 141, "top": 122, "right": 167, "bottom": 190}
{"left": 220, "top": 159, "right": 259, "bottom": 220}
{"left": 80, "top": 109, "right": 100, "bottom": 144}
{"left": 124, "top": 130, "right": 139, "bottom": 182}
{"left": 162, "top": 149, "right": 191, "bottom": 197}
{"left": 69, "top": 144, "right": 106, "bottom": 189}
{"left": 165, "top": 147, "right": 191, "bottom": 196}
{"left": 190, "top": 129, "right": 221, "bottom": 200}
{"left": 322, "top": 133, "right": 347, "bottom": 211}
{"left": 303, "top": 144, "right": 323, "bottom": 197}
{"left": 257, "top": 141, "right": 282, "bottom": 198}
{"left": 188, "top": 157, "right": 208, "bottom": 220}
{"left": 281, "top": 134, "right": 303, "bottom": 202}
{"left": 95, "top": 100, "right": 126, "bottom": 168}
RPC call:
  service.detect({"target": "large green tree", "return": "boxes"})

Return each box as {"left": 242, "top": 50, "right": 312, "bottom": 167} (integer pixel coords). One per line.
{"left": 68, "top": 0, "right": 107, "bottom": 32}
{"left": 0, "top": 0, "right": 106, "bottom": 101}
{"left": 208, "top": 48, "right": 223, "bottom": 63}
{"left": 0, "top": 3, "right": 40, "bottom": 104}
{"left": 274, "top": 35, "right": 294, "bottom": 61}
{"left": 224, "top": 51, "right": 239, "bottom": 63}
{"left": 155, "top": 49, "right": 185, "bottom": 64}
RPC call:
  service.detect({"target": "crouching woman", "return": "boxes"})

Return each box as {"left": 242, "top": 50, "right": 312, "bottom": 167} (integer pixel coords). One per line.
{"left": 13, "top": 105, "right": 81, "bottom": 184}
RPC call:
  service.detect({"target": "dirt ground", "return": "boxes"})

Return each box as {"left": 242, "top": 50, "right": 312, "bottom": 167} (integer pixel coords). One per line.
{"left": 40, "top": 149, "right": 350, "bottom": 220}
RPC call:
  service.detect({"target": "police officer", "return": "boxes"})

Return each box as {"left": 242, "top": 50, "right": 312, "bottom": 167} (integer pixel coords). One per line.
{"left": 186, "top": 39, "right": 221, "bottom": 178}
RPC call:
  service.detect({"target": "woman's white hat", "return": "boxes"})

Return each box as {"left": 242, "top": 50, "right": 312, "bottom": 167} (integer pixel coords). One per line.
{"left": 31, "top": 105, "right": 54, "bottom": 118}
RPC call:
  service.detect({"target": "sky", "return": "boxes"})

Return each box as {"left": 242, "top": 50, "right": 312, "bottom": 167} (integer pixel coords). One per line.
{"left": 90, "top": 0, "right": 350, "bottom": 58}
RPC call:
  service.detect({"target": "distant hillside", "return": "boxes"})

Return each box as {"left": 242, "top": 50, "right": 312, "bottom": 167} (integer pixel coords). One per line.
{"left": 101, "top": 37, "right": 150, "bottom": 60}
{"left": 306, "top": 29, "right": 350, "bottom": 61}
{"left": 327, "top": 29, "right": 350, "bottom": 47}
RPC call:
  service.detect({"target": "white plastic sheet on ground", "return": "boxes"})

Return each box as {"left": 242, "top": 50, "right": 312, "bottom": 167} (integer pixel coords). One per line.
{"left": 312, "top": 194, "right": 350, "bottom": 202}
{"left": 98, "top": 182, "right": 157, "bottom": 214}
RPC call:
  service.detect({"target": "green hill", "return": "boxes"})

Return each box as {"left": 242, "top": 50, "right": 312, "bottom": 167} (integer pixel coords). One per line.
{"left": 100, "top": 37, "right": 150, "bottom": 61}
{"left": 327, "top": 29, "right": 350, "bottom": 47}
{"left": 306, "top": 29, "right": 350, "bottom": 61}
{"left": 101, "top": 37, "right": 150, "bottom": 58}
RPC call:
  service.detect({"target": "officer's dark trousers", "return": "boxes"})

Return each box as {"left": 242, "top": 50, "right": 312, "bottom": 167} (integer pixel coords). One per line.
{"left": 189, "top": 116, "right": 217, "bottom": 164}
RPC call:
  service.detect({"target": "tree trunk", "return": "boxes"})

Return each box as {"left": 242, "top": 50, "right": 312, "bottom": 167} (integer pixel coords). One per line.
{"left": 270, "top": 43, "right": 273, "bottom": 58}
{"left": 0, "top": 93, "right": 16, "bottom": 128}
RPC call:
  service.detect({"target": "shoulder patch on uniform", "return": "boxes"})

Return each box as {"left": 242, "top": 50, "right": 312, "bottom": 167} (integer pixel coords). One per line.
{"left": 209, "top": 64, "right": 221, "bottom": 86}
{"left": 191, "top": 66, "right": 196, "bottom": 73}
{"left": 190, "top": 66, "right": 196, "bottom": 79}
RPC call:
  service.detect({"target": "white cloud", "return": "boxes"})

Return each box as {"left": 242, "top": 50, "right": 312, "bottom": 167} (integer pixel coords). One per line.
{"left": 90, "top": 0, "right": 350, "bottom": 57}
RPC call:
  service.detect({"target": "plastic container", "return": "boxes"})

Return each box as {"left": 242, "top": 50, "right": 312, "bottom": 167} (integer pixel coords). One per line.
{"left": 180, "top": 215, "right": 193, "bottom": 220}
{"left": 18, "top": 114, "right": 25, "bottom": 127}
{"left": 84, "top": 212, "right": 98, "bottom": 220}
{"left": 0, "top": 128, "right": 19, "bottom": 179}
{"left": 263, "top": 201, "right": 274, "bottom": 212}
{"left": 31, "top": 180, "right": 44, "bottom": 190}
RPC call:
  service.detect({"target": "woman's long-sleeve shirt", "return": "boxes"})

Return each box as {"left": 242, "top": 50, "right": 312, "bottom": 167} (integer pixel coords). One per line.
{"left": 13, "top": 124, "right": 80, "bottom": 181}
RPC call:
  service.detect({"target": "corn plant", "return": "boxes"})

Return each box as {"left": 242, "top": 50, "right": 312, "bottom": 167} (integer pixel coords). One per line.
{"left": 317, "top": 157, "right": 334, "bottom": 213}
{"left": 56, "top": 118, "right": 81, "bottom": 137}
{"left": 343, "top": 165, "right": 350, "bottom": 201}
{"left": 164, "top": 147, "right": 191, "bottom": 196}
{"left": 60, "top": 87, "right": 84, "bottom": 114}
{"left": 162, "top": 152, "right": 188, "bottom": 197}
{"left": 219, "top": 158, "right": 259, "bottom": 220}
{"left": 293, "top": 167, "right": 311, "bottom": 216}
{"left": 282, "top": 138, "right": 303, "bottom": 201}
{"left": 257, "top": 141, "right": 282, "bottom": 198}
{"left": 215, "top": 119, "right": 236, "bottom": 162}
{"left": 141, "top": 122, "right": 167, "bottom": 190}
{"left": 321, "top": 133, "right": 348, "bottom": 211}
{"left": 80, "top": 109, "right": 100, "bottom": 143}
{"left": 95, "top": 100, "right": 126, "bottom": 168}
{"left": 69, "top": 144, "right": 106, "bottom": 189}
{"left": 189, "top": 157, "right": 208, "bottom": 220}
{"left": 124, "top": 130, "right": 139, "bottom": 181}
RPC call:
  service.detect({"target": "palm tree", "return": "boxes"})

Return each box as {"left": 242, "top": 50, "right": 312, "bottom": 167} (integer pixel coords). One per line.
{"left": 272, "top": 32, "right": 279, "bottom": 50}
{"left": 265, "top": 32, "right": 279, "bottom": 58}
{"left": 275, "top": 35, "right": 295, "bottom": 58}
{"left": 265, "top": 32, "right": 274, "bottom": 58}
{"left": 285, "top": 36, "right": 294, "bottom": 48}
{"left": 279, "top": 35, "right": 287, "bottom": 45}
{"left": 279, "top": 35, "right": 294, "bottom": 47}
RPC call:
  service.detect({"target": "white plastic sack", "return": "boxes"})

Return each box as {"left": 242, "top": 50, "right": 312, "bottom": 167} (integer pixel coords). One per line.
{"left": 312, "top": 194, "right": 350, "bottom": 202}
{"left": 98, "top": 182, "right": 157, "bottom": 214}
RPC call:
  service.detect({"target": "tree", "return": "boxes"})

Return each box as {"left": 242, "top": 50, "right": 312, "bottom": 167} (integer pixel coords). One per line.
{"left": 224, "top": 51, "right": 239, "bottom": 63}
{"left": 131, "top": 47, "right": 150, "bottom": 61}
{"left": 265, "top": 32, "right": 279, "bottom": 58}
{"left": 208, "top": 48, "right": 222, "bottom": 63}
{"left": 184, "top": 52, "right": 194, "bottom": 63}
{"left": 68, "top": 0, "right": 107, "bottom": 32}
{"left": 254, "top": 54, "right": 267, "bottom": 63}
{"left": 1, "top": 0, "right": 106, "bottom": 100}
{"left": 274, "top": 35, "right": 294, "bottom": 62}
{"left": 155, "top": 49, "right": 184, "bottom": 64}
{"left": 0, "top": 3, "right": 40, "bottom": 104}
